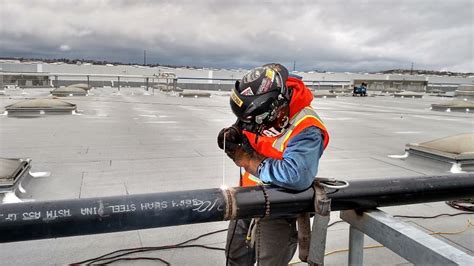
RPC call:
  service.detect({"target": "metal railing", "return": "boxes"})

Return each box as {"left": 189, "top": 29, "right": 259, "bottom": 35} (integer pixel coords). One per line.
{"left": 1, "top": 173, "right": 473, "bottom": 264}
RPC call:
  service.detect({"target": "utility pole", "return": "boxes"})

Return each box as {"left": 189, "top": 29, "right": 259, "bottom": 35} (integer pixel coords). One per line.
{"left": 293, "top": 61, "right": 296, "bottom": 71}
{"left": 410, "top": 62, "right": 414, "bottom": 75}
{"left": 144, "top": 50, "right": 147, "bottom": 66}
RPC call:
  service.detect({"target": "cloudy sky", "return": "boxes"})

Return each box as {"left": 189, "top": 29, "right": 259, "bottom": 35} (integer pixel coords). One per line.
{"left": 1, "top": 0, "right": 472, "bottom": 72}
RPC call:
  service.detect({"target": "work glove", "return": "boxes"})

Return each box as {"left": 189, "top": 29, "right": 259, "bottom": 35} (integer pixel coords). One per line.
{"left": 217, "top": 126, "right": 242, "bottom": 152}
{"left": 218, "top": 126, "right": 266, "bottom": 176}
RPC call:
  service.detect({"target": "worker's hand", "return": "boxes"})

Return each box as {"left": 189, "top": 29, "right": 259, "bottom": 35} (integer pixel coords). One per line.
{"left": 217, "top": 126, "right": 242, "bottom": 151}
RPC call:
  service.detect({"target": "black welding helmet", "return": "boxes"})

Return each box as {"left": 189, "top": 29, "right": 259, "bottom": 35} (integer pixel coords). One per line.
{"left": 230, "top": 63, "right": 290, "bottom": 135}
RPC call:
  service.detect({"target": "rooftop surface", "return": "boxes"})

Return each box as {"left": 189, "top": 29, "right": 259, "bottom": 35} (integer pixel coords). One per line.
{"left": 0, "top": 87, "right": 473, "bottom": 265}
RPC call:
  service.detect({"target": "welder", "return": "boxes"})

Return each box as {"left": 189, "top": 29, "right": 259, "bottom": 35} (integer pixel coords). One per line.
{"left": 217, "top": 63, "right": 330, "bottom": 266}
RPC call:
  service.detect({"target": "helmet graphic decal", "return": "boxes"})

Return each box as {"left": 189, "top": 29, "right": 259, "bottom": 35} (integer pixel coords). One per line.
{"left": 242, "top": 67, "right": 264, "bottom": 84}
{"left": 241, "top": 87, "right": 254, "bottom": 96}
{"left": 257, "top": 69, "right": 276, "bottom": 94}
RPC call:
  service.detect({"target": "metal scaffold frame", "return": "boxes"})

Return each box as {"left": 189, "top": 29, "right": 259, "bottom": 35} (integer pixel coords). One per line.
{"left": 341, "top": 209, "right": 474, "bottom": 265}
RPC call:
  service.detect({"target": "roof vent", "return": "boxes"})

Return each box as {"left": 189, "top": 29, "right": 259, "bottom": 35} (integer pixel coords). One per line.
{"left": 0, "top": 158, "right": 30, "bottom": 188}
{"left": 155, "top": 84, "right": 184, "bottom": 93}
{"left": 0, "top": 158, "right": 32, "bottom": 203}
{"left": 179, "top": 91, "right": 211, "bottom": 98}
{"left": 381, "top": 88, "right": 403, "bottom": 93}
{"left": 405, "top": 133, "right": 474, "bottom": 172}
{"left": 69, "top": 83, "right": 91, "bottom": 91}
{"left": 329, "top": 88, "right": 350, "bottom": 94}
{"left": 427, "top": 88, "right": 445, "bottom": 94}
{"left": 454, "top": 84, "right": 474, "bottom": 98}
{"left": 51, "top": 86, "right": 87, "bottom": 96}
{"left": 313, "top": 90, "right": 337, "bottom": 98}
{"left": 5, "top": 98, "right": 77, "bottom": 116}
{"left": 393, "top": 91, "right": 423, "bottom": 98}
{"left": 431, "top": 99, "right": 474, "bottom": 113}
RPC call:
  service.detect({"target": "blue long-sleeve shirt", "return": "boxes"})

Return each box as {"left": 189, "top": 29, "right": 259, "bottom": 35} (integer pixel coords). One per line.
{"left": 258, "top": 126, "right": 324, "bottom": 191}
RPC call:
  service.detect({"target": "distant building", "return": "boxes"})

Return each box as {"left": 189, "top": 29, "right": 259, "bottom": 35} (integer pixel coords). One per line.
{"left": 352, "top": 78, "right": 428, "bottom": 92}
{"left": 0, "top": 72, "right": 50, "bottom": 88}
{"left": 1, "top": 61, "right": 473, "bottom": 91}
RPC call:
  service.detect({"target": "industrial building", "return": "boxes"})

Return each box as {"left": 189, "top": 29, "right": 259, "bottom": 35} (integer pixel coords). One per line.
{"left": 1, "top": 60, "right": 473, "bottom": 93}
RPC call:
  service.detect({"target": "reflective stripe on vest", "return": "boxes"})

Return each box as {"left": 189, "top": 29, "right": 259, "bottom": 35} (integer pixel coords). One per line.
{"left": 272, "top": 107, "right": 328, "bottom": 152}
{"left": 241, "top": 171, "right": 262, "bottom": 187}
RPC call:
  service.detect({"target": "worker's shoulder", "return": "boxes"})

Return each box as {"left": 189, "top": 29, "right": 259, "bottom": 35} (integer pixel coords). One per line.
{"left": 286, "top": 126, "right": 322, "bottom": 148}
{"left": 291, "top": 125, "right": 322, "bottom": 140}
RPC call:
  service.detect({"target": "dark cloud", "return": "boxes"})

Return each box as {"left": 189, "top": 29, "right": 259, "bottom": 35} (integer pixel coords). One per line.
{"left": 1, "top": 0, "right": 472, "bottom": 72}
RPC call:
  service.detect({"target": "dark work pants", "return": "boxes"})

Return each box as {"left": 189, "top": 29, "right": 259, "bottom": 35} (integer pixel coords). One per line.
{"left": 225, "top": 217, "right": 298, "bottom": 266}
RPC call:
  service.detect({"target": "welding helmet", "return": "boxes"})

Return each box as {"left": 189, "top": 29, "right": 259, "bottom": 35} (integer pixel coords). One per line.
{"left": 230, "top": 63, "right": 291, "bottom": 137}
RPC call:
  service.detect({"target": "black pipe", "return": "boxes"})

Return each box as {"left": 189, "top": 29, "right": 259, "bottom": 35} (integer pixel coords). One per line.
{"left": 327, "top": 174, "right": 474, "bottom": 211}
{"left": 0, "top": 189, "right": 226, "bottom": 243}
{"left": 0, "top": 173, "right": 473, "bottom": 243}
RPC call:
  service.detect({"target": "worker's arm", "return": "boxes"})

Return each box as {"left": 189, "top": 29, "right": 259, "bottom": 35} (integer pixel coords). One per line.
{"left": 258, "top": 126, "right": 324, "bottom": 191}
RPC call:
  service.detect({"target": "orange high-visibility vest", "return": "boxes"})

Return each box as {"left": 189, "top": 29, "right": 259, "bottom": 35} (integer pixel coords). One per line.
{"left": 240, "top": 106, "right": 329, "bottom": 187}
